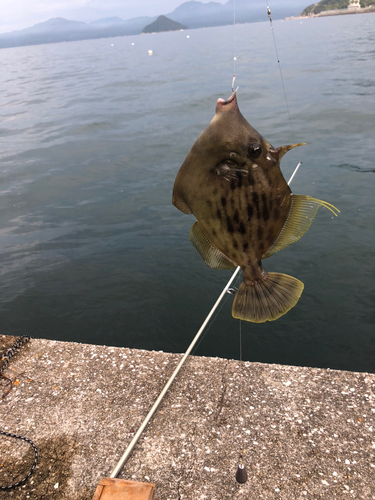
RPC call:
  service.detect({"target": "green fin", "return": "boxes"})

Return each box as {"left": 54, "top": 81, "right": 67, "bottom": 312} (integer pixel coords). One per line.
{"left": 189, "top": 221, "right": 236, "bottom": 270}
{"left": 232, "top": 273, "right": 304, "bottom": 323}
{"left": 264, "top": 195, "right": 340, "bottom": 258}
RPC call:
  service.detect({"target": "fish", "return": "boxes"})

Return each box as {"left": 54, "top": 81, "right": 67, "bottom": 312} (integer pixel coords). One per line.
{"left": 172, "top": 92, "right": 339, "bottom": 323}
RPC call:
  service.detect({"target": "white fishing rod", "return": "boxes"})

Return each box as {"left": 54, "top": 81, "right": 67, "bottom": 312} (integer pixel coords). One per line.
{"left": 109, "top": 163, "right": 302, "bottom": 479}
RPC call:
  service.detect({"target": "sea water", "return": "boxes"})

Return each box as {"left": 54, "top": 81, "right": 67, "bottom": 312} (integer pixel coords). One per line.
{"left": 0, "top": 14, "right": 374, "bottom": 371}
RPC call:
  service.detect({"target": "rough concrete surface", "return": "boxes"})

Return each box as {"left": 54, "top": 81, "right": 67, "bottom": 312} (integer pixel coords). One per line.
{"left": 0, "top": 335, "right": 374, "bottom": 499}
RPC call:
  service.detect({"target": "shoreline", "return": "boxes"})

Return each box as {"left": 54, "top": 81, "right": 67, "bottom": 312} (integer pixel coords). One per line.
{"left": 286, "top": 6, "right": 375, "bottom": 20}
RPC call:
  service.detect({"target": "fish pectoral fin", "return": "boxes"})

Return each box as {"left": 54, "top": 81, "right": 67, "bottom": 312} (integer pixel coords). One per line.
{"left": 189, "top": 221, "right": 236, "bottom": 270}
{"left": 232, "top": 273, "right": 304, "bottom": 323}
{"left": 216, "top": 164, "right": 248, "bottom": 181}
{"left": 263, "top": 195, "right": 340, "bottom": 259}
{"left": 223, "top": 169, "right": 248, "bottom": 181}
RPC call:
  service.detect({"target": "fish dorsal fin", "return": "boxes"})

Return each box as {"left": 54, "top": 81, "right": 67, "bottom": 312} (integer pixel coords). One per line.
{"left": 264, "top": 195, "right": 340, "bottom": 259}
{"left": 190, "top": 221, "right": 236, "bottom": 270}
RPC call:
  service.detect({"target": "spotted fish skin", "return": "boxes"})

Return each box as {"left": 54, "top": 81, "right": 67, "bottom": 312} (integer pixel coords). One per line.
{"left": 172, "top": 93, "right": 338, "bottom": 322}
{"left": 173, "top": 93, "right": 292, "bottom": 281}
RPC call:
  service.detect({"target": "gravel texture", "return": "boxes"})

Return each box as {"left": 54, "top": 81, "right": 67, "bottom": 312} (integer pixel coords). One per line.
{"left": 0, "top": 335, "right": 374, "bottom": 499}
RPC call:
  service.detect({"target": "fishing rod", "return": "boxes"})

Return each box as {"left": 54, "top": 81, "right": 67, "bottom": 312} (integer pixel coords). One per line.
{"left": 98, "top": 3, "right": 303, "bottom": 493}
{"left": 109, "top": 267, "right": 241, "bottom": 479}
{"left": 106, "top": 164, "right": 302, "bottom": 483}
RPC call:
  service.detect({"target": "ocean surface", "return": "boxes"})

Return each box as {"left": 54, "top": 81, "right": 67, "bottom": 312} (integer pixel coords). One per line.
{"left": 0, "top": 14, "right": 374, "bottom": 372}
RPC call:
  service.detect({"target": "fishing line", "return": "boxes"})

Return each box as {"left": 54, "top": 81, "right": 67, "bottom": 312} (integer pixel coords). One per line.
{"left": 232, "top": 0, "right": 239, "bottom": 92}
{"left": 265, "top": 2, "right": 294, "bottom": 135}
{"left": 110, "top": 266, "right": 242, "bottom": 479}
{"left": 233, "top": 0, "right": 236, "bottom": 77}
{"left": 191, "top": 291, "right": 231, "bottom": 356}
{"left": 191, "top": 272, "right": 242, "bottom": 356}
{"left": 239, "top": 319, "right": 242, "bottom": 362}
{"left": 109, "top": 160, "right": 304, "bottom": 482}
{"left": 234, "top": 161, "right": 301, "bottom": 483}
{"left": 235, "top": 314, "right": 248, "bottom": 483}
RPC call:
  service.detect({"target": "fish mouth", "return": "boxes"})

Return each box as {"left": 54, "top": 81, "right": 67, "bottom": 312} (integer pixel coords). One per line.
{"left": 215, "top": 92, "right": 238, "bottom": 113}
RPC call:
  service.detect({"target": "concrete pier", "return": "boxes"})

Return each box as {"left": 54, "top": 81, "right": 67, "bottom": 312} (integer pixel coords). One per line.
{"left": 0, "top": 335, "right": 374, "bottom": 499}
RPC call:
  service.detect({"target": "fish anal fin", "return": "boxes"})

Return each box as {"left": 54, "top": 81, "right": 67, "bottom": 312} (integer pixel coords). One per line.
{"left": 232, "top": 273, "right": 304, "bottom": 323}
{"left": 264, "top": 195, "right": 340, "bottom": 259}
{"left": 190, "top": 221, "right": 236, "bottom": 270}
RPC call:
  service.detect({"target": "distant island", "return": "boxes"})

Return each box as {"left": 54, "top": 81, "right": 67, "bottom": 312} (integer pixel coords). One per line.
{"left": 0, "top": 0, "right": 374, "bottom": 49}
{"left": 142, "top": 15, "right": 187, "bottom": 34}
{"left": 0, "top": 0, "right": 302, "bottom": 50}
{"left": 299, "top": 0, "right": 375, "bottom": 17}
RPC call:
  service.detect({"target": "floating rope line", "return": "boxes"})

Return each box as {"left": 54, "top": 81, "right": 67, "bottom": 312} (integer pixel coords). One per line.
{"left": 266, "top": 2, "right": 294, "bottom": 134}
{"left": 0, "top": 431, "right": 38, "bottom": 491}
{"left": 1, "top": 336, "right": 31, "bottom": 380}
{"left": 0, "top": 336, "right": 38, "bottom": 490}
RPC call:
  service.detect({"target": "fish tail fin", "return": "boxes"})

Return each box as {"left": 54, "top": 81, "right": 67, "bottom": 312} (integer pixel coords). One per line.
{"left": 232, "top": 273, "right": 304, "bottom": 323}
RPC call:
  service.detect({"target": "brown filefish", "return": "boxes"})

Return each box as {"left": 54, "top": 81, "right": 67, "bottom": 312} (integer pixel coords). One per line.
{"left": 172, "top": 92, "right": 339, "bottom": 323}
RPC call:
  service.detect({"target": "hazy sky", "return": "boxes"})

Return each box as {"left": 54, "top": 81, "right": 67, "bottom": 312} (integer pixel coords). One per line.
{"left": 0, "top": 0, "right": 213, "bottom": 33}
{"left": 0, "top": 0, "right": 307, "bottom": 34}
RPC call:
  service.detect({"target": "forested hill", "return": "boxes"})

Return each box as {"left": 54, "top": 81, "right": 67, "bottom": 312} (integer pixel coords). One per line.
{"left": 302, "top": 0, "right": 373, "bottom": 15}
{"left": 142, "top": 15, "right": 187, "bottom": 34}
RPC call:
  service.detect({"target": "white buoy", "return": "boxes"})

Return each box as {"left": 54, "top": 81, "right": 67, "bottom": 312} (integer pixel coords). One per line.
{"left": 131, "top": 42, "right": 135, "bottom": 46}
{"left": 187, "top": 35, "right": 190, "bottom": 38}
{"left": 148, "top": 49, "right": 153, "bottom": 55}
{"left": 111, "top": 44, "right": 114, "bottom": 46}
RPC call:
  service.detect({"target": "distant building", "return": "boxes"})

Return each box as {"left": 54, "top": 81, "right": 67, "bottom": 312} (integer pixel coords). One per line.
{"left": 348, "top": 0, "right": 361, "bottom": 9}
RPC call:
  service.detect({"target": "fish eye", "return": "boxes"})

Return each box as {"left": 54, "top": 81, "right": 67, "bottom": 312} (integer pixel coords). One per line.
{"left": 249, "top": 142, "right": 262, "bottom": 158}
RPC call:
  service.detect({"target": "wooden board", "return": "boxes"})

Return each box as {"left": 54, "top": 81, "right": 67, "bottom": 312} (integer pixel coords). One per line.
{"left": 91, "top": 478, "right": 156, "bottom": 500}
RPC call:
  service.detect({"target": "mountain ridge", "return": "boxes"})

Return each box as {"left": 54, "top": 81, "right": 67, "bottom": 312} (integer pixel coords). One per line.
{"left": 0, "top": 0, "right": 309, "bottom": 49}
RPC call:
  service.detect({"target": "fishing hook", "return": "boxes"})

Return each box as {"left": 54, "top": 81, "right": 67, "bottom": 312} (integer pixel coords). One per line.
{"left": 232, "top": 75, "right": 239, "bottom": 93}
